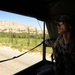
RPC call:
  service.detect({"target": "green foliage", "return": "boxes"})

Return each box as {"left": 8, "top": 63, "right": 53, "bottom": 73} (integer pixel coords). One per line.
{"left": 0, "top": 32, "right": 52, "bottom": 54}
{"left": 0, "top": 32, "right": 50, "bottom": 39}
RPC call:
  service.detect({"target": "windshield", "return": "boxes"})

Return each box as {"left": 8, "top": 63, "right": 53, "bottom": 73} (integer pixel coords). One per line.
{"left": 0, "top": 10, "right": 52, "bottom": 75}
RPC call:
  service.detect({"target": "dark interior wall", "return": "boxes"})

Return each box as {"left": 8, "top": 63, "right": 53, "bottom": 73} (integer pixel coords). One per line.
{"left": 48, "top": 0, "right": 75, "bottom": 16}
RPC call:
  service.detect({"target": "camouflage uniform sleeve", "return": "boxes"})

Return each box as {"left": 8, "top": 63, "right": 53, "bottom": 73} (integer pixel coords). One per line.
{"left": 53, "top": 35, "right": 62, "bottom": 57}
{"left": 45, "top": 38, "right": 56, "bottom": 47}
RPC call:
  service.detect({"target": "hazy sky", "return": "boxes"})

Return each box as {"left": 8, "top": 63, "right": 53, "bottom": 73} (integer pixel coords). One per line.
{"left": 0, "top": 10, "right": 44, "bottom": 30}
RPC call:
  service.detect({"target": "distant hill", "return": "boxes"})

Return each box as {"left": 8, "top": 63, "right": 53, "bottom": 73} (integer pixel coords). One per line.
{"left": 0, "top": 21, "right": 47, "bottom": 34}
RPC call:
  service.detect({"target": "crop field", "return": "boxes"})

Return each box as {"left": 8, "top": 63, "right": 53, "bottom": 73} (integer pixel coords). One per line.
{"left": 0, "top": 37, "right": 52, "bottom": 54}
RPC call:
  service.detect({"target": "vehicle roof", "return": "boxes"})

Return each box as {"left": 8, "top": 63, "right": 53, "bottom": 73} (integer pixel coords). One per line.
{"left": 1, "top": 0, "right": 75, "bottom": 21}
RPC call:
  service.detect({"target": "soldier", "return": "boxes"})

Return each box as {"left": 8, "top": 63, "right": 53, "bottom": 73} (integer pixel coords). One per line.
{"left": 37, "top": 15, "right": 75, "bottom": 75}
{"left": 53, "top": 15, "right": 75, "bottom": 75}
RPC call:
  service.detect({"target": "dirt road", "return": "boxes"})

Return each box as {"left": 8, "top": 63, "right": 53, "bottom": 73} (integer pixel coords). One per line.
{"left": 0, "top": 46, "right": 42, "bottom": 75}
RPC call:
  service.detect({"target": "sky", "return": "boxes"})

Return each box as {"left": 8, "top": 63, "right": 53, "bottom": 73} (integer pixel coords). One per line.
{"left": 0, "top": 10, "right": 44, "bottom": 30}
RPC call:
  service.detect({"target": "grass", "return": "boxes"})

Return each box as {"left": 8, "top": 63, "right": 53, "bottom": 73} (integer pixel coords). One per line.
{"left": 0, "top": 37, "right": 53, "bottom": 55}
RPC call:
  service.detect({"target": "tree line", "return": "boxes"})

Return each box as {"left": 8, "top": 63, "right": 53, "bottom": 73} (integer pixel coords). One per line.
{"left": 0, "top": 32, "right": 49, "bottom": 39}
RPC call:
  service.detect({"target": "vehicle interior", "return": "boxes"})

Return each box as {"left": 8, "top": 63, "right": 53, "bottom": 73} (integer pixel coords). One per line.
{"left": 0, "top": 0, "right": 75, "bottom": 75}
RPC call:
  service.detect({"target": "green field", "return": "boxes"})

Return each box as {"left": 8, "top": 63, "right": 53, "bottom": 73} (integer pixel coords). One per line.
{"left": 0, "top": 37, "right": 53, "bottom": 54}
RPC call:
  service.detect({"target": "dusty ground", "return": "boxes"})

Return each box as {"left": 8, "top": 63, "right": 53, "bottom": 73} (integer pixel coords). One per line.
{"left": 0, "top": 46, "right": 51, "bottom": 75}
{"left": 0, "top": 46, "right": 41, "bottom": 75}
